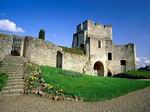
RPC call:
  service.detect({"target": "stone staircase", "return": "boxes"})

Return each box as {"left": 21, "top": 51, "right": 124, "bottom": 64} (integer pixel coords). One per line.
{"left": 0, "top": 55, "right": 25, "bottom": 96}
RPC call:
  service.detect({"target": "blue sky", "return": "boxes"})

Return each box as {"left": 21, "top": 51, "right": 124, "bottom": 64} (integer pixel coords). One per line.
{"left": 0, "top": 0, "right": 150, "bottom": 66}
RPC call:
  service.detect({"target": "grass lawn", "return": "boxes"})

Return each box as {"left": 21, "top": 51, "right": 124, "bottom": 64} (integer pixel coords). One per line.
{"left": 41, "top": 66, "right": 150, "bottom": 102}
{"left": 0, "top": 73, "right": 8, "bottom": 91}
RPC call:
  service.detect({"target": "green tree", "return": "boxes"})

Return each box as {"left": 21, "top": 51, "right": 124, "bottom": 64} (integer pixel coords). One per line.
{"left": 38, "top": 29, "right": 45, "bottom": 40}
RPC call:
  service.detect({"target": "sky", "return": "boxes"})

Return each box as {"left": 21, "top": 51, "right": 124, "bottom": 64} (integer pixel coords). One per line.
{"left": 0, "top": 0, "right": 150, "bottom": 67}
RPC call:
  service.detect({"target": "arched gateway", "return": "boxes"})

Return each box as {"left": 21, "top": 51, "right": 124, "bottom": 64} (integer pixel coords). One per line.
{"left": 93, "top": 61, "right": 104, "bottom": 76}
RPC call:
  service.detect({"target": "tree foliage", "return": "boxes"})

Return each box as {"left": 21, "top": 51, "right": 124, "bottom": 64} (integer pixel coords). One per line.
{"left": 38, "top": 29, "right": 45, "bottom": 40}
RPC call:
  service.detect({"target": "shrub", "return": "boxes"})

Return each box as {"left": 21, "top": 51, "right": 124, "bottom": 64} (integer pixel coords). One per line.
{"left": 0, "top": 73, "right": 8, "bottom": 91}
{"left": 126, "top": 70, "right": 150, "bottom": 79}
{"left": 38, "top": 29, "right": 45, "bottom": 40}
{"left": 114, "top": 70, "right": 150, "bottom": 79}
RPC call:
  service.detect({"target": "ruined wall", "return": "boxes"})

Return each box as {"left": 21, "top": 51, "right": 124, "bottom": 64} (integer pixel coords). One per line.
{"left": 0, "top": 34, "right": 13, "bottom": 61}
{"left": 23, "top": 37, "right": 89, "bottom": 73}
{"left": 106, "top": 43, "right": 136, "bottom": 74}
{"left": 63, "top": 52, "right": 88, "bottom": 73}
{"left": 23, "top": 37, "right": 62, "bottom": 66}
{"left": 72, "top": 31, "right": 86, "bottom": 48}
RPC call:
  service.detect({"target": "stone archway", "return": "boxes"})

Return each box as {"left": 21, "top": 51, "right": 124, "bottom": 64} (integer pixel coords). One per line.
{"left": 93, "top": 61, "right": 104, "bottom": 76}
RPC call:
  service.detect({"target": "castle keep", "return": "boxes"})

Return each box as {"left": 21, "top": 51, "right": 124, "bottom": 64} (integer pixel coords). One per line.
{"left": 0, "top": 20, "right": 136, "bottom": 76}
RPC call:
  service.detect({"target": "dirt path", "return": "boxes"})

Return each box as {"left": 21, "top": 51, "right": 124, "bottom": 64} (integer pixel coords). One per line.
{"left": 0, "top": 87, "right": 150, "bottom": 112}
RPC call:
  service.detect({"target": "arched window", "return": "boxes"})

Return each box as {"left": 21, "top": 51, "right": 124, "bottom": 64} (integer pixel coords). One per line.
{"left": 120, "top": 60, "right": 126, "bottom": 65}
{"left": 108, "top": 52, "right": 112, "bottom": 60}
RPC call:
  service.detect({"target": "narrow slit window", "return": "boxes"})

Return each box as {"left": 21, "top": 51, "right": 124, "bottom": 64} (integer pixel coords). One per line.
{"left": 108, "top": 52, "right": 112, "bottom": 60}
{"left": 98, "top": 41, "right": 101, "bottom": 48}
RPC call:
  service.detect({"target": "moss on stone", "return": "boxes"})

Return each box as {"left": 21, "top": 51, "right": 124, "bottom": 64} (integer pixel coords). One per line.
{"left": 60, "top": 46, "right": 84, "bottom": 55}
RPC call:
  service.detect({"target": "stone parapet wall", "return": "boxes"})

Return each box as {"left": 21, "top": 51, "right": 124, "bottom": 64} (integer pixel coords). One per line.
{"left": 0, "top": 34, "right": 13, "bottom": 61}
{"left": 106, "top": 43, "right": 136, "bottom": 74}
{"left": 63, "top": 52, "right": 88, "bottom": 73}
{"left": 23, "top": 37, "right": 62, "bottom": 67}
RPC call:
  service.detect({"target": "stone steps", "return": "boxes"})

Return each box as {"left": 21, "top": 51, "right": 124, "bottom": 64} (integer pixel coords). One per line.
{"left": 7, "top": 78, "right": 24, "bottom": 83}
{"left": 6, "top": 81, "right": 24, "bottom": 86}
{"left": 7, "top": 76, "right": 24, "bottom": 79}
{"left": 1, "top": 88, "right": 24, "bottom": 95}
{"left": 1, "top": 63, "right": 24, "bottom": 67}
{"left": 0, "top": 55, "right": 25, "bottom": 97}
{"left": 2, "top": 93, "right": 23, "bottom": 97}
{"left": 3, "top": 74, "right": 24, "bottom": 77}
{"left": 0, "top": 68, "right": 24, "bottom": 72}
{"left": 4, "top": 71, "right": 24, "bottom": 74}
{"left": 3, "top": 85, "right": 24, "bottom": 90}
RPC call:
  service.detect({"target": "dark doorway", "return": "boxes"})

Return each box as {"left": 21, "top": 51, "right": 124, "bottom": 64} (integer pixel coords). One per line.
{"left": 11, "top": 37, "right": 22, "bottom": 56}
{"left": 56, "top": 51, "right": 63, "bottom": 68}
{"left": 120, "top": 60, "right": 126, "bottom": 72}
{"left": 108, "top": 52, "right": 112, "bottom": 60}
{"left": 11, "top": 50, "right": 20, "bottom": 56}
{"left": 93, "top": 61, "right": 104, "bottom": 76}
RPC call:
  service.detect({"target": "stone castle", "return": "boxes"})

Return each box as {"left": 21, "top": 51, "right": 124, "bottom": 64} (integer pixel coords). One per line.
{"left": 0, "top": 20, "right": 136, "bottom": 76}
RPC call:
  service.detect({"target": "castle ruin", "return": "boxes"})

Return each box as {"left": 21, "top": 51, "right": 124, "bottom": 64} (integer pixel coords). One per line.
{"left": 0, "top": 20, "right": 136, "bottom": 76}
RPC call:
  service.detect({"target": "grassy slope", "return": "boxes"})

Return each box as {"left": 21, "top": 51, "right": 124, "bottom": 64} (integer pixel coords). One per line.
{"left": 41, "top": 66, "right": 150, "bottom": 102}
{"left": 0, "top": 73, "right": 8, "bottom": 91}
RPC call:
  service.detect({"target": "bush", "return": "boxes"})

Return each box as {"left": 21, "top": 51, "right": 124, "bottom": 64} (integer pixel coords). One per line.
{"left": 126, "top": 70, "right": 150, "bottom": 79}
{"left": 114, "top": 70, "right": 150, "bottom": 79}
{"left": 38, "top": 29, "right": 45, "bottom": 40}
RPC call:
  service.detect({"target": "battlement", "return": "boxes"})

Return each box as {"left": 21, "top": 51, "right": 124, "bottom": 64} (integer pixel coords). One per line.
{"left": 77, "top": 20, "right": 112, "bottom": 31}
{"left": 76, "top": 20, "right": 112, "bottom": 40}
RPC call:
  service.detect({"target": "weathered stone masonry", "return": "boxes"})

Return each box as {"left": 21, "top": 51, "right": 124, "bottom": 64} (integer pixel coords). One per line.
{"left": 0, "top": 20, "right": 136, "bottom": 76}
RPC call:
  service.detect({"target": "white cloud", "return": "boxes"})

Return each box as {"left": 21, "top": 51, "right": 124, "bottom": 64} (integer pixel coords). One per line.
{"left": 144, "top": 59, "right": 150, "bottom": 64}
{"left": 0, "top": 19, "right": 25, "bottom": 33}
{"left": 141, "top": 57, "right": 149, "bottom": 60}
{"left": 135, "top": 57, "right": 141, "bottom": 62}
{"left": 136, "top": 56, "right": 150, "bottom": 68}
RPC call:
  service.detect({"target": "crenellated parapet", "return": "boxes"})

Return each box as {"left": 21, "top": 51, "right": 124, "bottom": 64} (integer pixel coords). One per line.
{"left": 76, "top": 20, "right": 112, "bottom": 40}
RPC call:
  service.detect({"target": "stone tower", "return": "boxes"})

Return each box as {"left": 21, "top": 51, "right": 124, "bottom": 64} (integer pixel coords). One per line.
{"left": 72, "top": 20, "right": 136, "bottom": 76}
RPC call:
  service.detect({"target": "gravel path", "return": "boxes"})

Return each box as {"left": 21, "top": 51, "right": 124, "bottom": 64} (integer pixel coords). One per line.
{"left": 0, "top": 87, "right": 150, "bottom": 112}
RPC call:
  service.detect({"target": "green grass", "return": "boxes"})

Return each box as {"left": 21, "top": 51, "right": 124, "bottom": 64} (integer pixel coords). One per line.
{"left": 126, "top": 70, "right": 150, "bottom": 79}
{"left": 59, "top": 46, "right": 84, "bottom": 55}
{"left": 41, "top": 66, "right": 150, "bottom": 102}
{"left": 0, "top": 73, "right": 8, "bottom": 91}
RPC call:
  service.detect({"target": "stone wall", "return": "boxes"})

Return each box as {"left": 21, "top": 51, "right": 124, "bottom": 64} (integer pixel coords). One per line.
{"left": 23, "top": 37, "right": 62, "bottom": 67}
{"left": 72, "top": 20, "right": 112, "bottom": 48}
{"left": 0, "top": 34, "right": 13, "bottom": 61}
{"left": 63, "top": 52, "right": 88, "bottom": 73}
{"left": 106, "top": 43, "right": 136, "bottom": 74}
{"left": 23, "top": 37, "right": 89, "bottom": 73}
